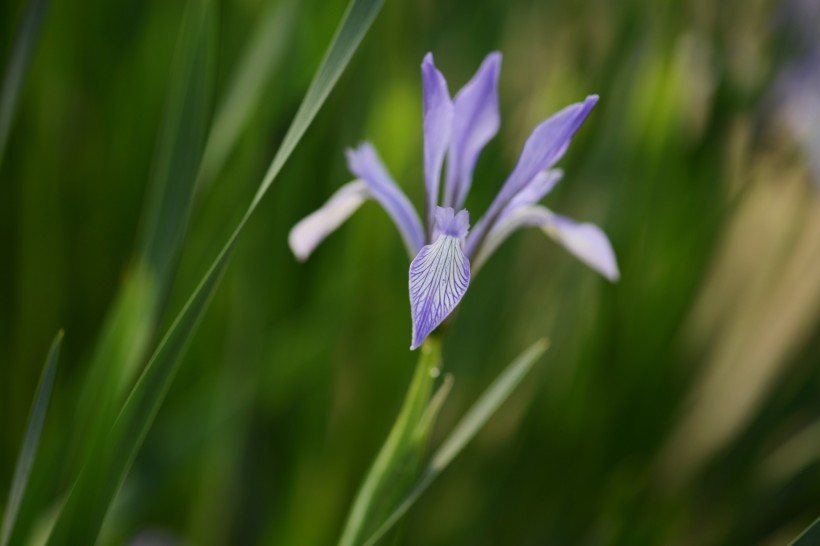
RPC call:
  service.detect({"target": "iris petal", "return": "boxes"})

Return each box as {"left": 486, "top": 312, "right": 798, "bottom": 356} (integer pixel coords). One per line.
{"left": 443, "top": 52, "right": 502, "bottom": 209}
{"left": 288, "top": 180, "right": 369, "bottom": 261}
{"left": 422, "top": 53, "right": 454, "bottom": 236}
{"left": 473, "top": 204, "right": 619, "bottom": 281}
{"left": 346, "top": 143, "right": 425, "bottom": 256}
{"left": 545, "top": 212, "right": 619, "bottom": 281}
{"left": 500, "top": 169, "right": 563, "bottom": 221}
{"left": 466, "top": 95, "right": 598, "bottom": 258}
{"left": 409, "top": 207, "right": 471, "bottom": 350}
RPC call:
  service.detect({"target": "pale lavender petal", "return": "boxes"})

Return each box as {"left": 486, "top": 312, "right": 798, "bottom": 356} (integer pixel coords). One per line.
{"left": 545, "top": 213, "right": 619, "bottom": 281}
{"left": 466, "top": 95, "right": 598, "bottom": 258}
{"left": 500, "top": 169, "right": 563, "bottom": 221}
{"left": 422, "top": 53, "right": 454, "bottom": 234}
{"left": 432, "top": 207, "right": 470, "bottom": 240}
{"left": 346, "top": 143, "right": 425, "bottom": 256}
{"left": 472, "top": 205, "right": 619, "bottom": 281}
{"left": 442, "top": 52, "right": 502, "bottom": 209}
{"left": 409, "top": 207, "right": 471, "bottom": 350}
{"left": 471, "top": 204, "right": 548, "bottom": 272}
{"left": 288, "top": 180, "right": 370, "bottom": 261}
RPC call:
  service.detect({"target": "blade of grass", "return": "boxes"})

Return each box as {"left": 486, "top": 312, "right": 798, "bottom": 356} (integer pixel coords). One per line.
{"left": 136, "top": 0, "right": 217, "bottom": 300}
{"left": 0, "top": 330, "right": 62, "bottom": 546}
{"left": 45, "top": 246, "right": 231, "bottom": 545}
{"left": 196, "top": 0, "right": 298, "bottom": 194}
{"left": 44, "top": 0, "right": 385, "bottom": 543}
{"left": 362, "top": 339, "right": 550, "bottom": 546}
{"left": 789, "top": 516, "right": 820, "bottom": 546}
{"left": 7, "top": 3, "right": 217, "bottom": 543}
{"left": 0, "top": 0, "right": 50, "bottom": 167}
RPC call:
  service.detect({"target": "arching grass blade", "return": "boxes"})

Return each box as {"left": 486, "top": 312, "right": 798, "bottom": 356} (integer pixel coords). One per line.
{"left": 43, "top": 0, "right": 385, "bottom": 543}
{"left": 0, "top": 330, "right": 62, "bottom": 546}
{"left": 0, "top": 0, "right": 50, "bottom": 166}
{"left": 789, "top": 516, "right": 820, "bottom": 546}
{"left": 197, "top": 0, "right": 298, "bottom": 193}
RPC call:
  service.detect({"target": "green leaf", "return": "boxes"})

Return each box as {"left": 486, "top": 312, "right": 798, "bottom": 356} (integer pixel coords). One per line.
{"left": 196, "top": 0, "right": 298, "bottom": 194}
{"left": 789, "top": 516, "right": 820, "bottom": 546}
{"left": 44, "top": 245, "right": 232, "bottom": 546}
{"left": 338, "top": 337, "right": 443, "bottom": 546}
{"left": 248, "top": 0, "right": 385, "bottom": 211}
{"left": 362, "top": 339, "right": 550, "bottom": 546}
{"left": 413, "top": 374, "right": 453, "bottom": 444}
{"left": 0, "top": 0, "right": 50, "bottom": 166}
{"left": 136, "top": 0, "right": 217, "bottom": 301}
{"left": 8, "top": 3, "right": 217, "bottom": 542}
{"left": 43, "top": 0, "right": 385, "bottom": 542}
{"left": 0, "top": 330, "right": 62, "bottom": 546}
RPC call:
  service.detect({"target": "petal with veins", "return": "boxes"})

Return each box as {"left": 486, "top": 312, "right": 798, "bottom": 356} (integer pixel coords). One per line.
{"left": 409, "top": 207, "right": 471, "bottom": 350}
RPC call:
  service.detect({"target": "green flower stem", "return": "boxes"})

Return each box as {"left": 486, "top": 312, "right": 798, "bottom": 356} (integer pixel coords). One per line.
{"left": 338, "top": 336, "right": 443, "bottom": 546}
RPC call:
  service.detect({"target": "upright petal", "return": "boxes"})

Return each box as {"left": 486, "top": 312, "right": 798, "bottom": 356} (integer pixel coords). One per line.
{"left": 431, "top": 206, "right": 470, "bottom": 240}
{"left": 288, "top": 180, "right": 370, "bottom": 261}
{"left": 442, "top": 52, "right": 502, "bottom": 209}
{"left": 472, "top": 204, "right": 618, "bottom": 281}
{"left": 409, "top": 207, "right": 471, "bottom": 350}
{"left": 422, "top": 53, "right": 454, "bottom": 236}
{"left": 466, "top": 95, "right": 598, "bottom": 258}
{"left": 346, "top": 143, "right": 425, "bottom": 256}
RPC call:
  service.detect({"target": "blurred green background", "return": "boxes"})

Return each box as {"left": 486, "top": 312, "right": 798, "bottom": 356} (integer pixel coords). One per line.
{"left": 2, "top": 0, "right": 820, "bottom": 544}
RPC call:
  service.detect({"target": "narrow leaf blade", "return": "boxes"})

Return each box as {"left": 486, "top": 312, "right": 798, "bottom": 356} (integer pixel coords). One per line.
{"left": 0, "top": 0, "right": 50, "bottom": 166}
{"left": 0, "top": 330, "right": 63, "bottom": 546}
{"left": 137, "top": 0, "right": 217, "bottom": 300}
{"left": 363, "top": 338, "right": 549, "bottom": 546}
{"left": 197, "top": 0, "right": 298, "bottom": 192}
{"left": 11, "top": 2, "right": 216, "bottom": 542}
{"left": 789, "top": 517, "right": 820, "bottom": 546}
{"left": 338, "top": 337, "right": 442, "bottom": 546}
{"left": 250, "top": 0, "right": 385, "bottom": 209}
{"left": 44, "top": 0, "right": 386, "bottom": 542}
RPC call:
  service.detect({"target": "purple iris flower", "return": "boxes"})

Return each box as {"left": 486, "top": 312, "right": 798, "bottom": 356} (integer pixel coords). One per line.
{"left": 289, "top": 52, "right": 619, "bottom": 350}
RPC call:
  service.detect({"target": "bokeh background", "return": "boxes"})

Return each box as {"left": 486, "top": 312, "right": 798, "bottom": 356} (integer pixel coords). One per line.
{"left": 2, "top": 0, "right": 820, "bottom": 544}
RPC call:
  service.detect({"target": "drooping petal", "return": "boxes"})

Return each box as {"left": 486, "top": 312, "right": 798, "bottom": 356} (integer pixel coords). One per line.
{"left": 288, "top": 180, "right": 370, "bottom": 261}
{"left": 500, "top": 169, "right": 563, "bottom": 221}
{"left": 442, "top": 52, "right": 502, "bottom": 209}
{"left": 472, "top": 204, "right": 619, "bottom": 281}
{"left": 422, "top": 53, "right": 454, "bottom": 235}
{"left": 346, "top": 143, "right": 425, "bottom": 256}
{"left": 409, "top": 207, "right": 471, "bottom": 350}
{"left": 471, "top": 203, "right": 546, "bottom": 272}
{"left": 466, "top": 95, "right": 598, "bottom": 258}
{"left": 545, "top": 213, "right": 619, "bottom": 281}
{"left": 470, "top": 170, "right": 563, "bottom": 266}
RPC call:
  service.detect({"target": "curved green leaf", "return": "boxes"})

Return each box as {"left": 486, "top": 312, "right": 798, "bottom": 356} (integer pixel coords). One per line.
{"left": 0, "top": 0, "right": 50, "bottom": 166}
{"left": 43, "top": 0, "right": 385, "bottom": 543}
{"left": 0, "top": 330, "right": 62, "bottom": 546}
{"left": 789, "top": 516, "right": 820, "bottom": 546}
{"left": 197, "top": 0, "right": 298, "bottom": 194}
